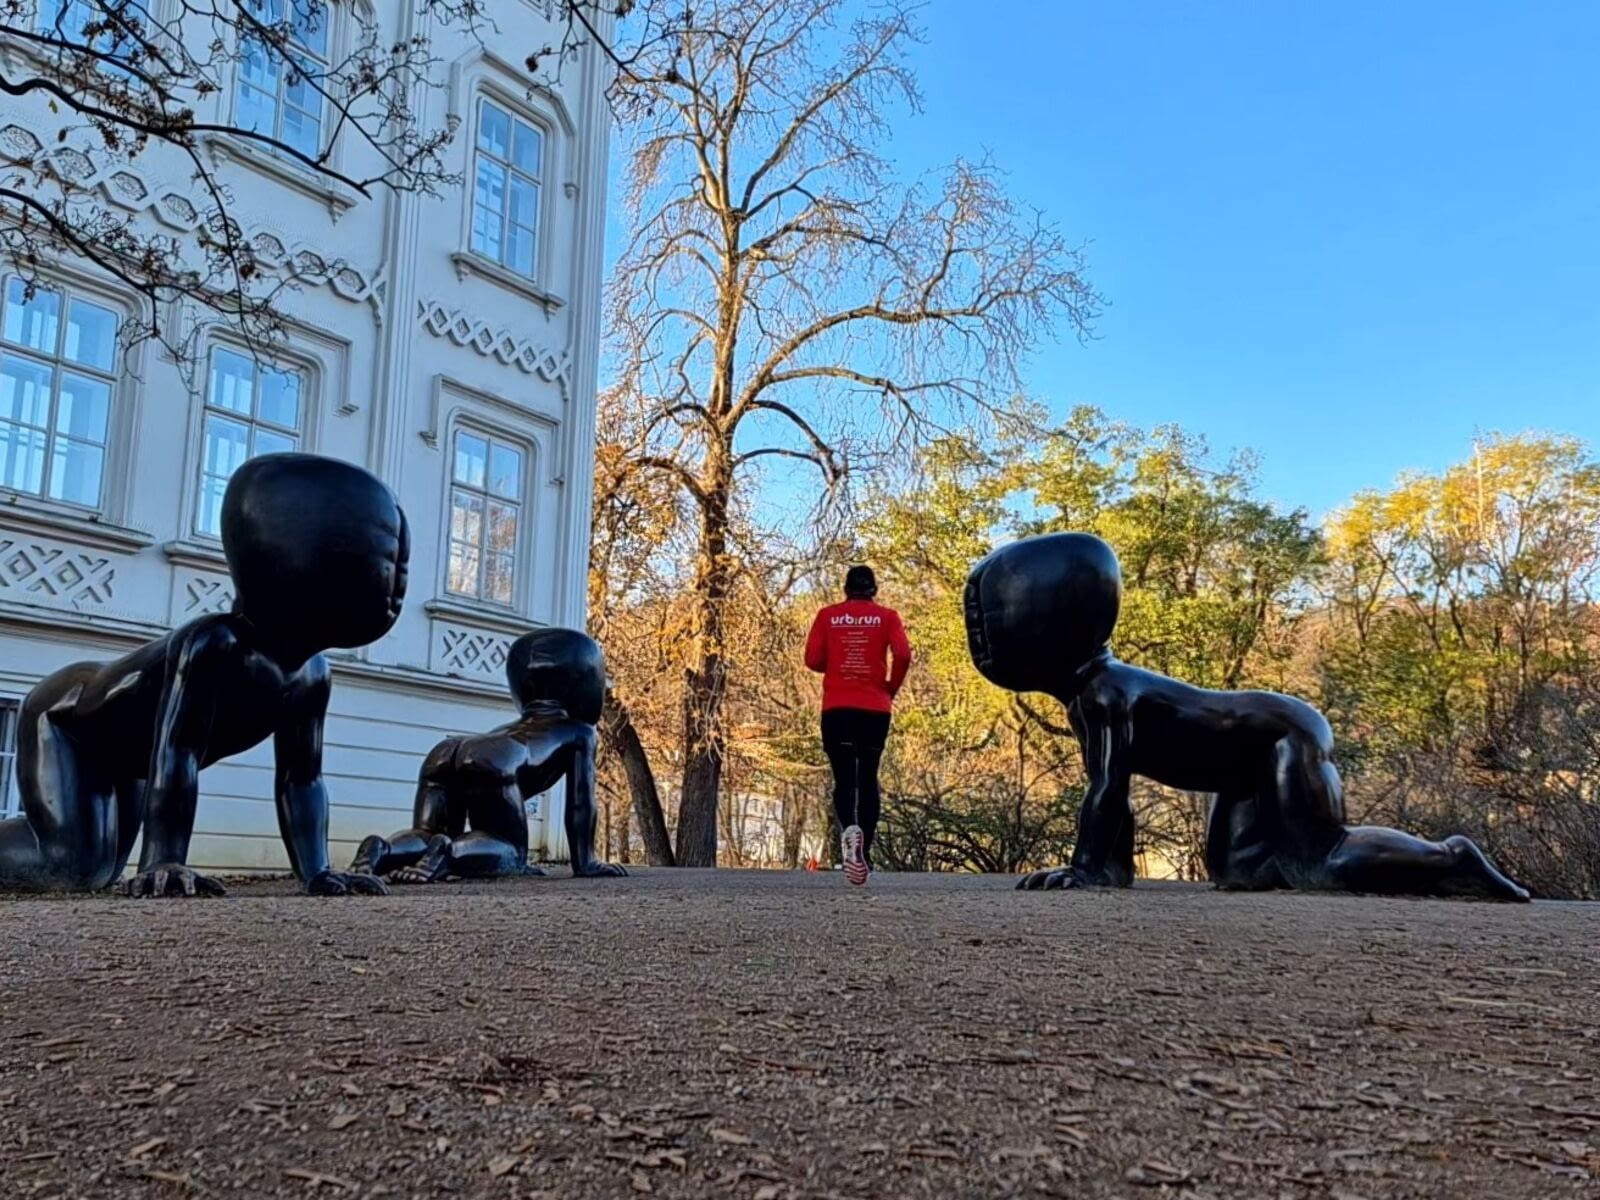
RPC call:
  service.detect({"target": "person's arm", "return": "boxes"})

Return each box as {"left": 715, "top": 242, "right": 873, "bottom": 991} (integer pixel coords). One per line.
{"left": 803, "top": 611, "right": 828, "bottom": 673}
{"left": 886, "top": 612, "right": 912, "bottom": 695}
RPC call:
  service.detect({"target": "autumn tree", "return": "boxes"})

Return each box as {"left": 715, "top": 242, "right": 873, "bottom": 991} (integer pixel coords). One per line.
{"left": 1319, "top": 433, "right": 1600, "bottom": 895}
{"left": 601, "top": 0, "right": 1099, "bottom": 865}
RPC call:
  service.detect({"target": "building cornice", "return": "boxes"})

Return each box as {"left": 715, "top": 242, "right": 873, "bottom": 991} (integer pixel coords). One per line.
{"left": 448, "top": 252, "right": 567, "bottom": 313}
{"left": 162, "top": 539, "right": 228, "bottom": 571}
{"left": 0, "top": 499, "right": 155, "bottom": 553}
{"left": 423, "top": 598, "right": 542, "bottom": 637}
{"left": 332, "top": 656, "right": 507, "bottom": 702}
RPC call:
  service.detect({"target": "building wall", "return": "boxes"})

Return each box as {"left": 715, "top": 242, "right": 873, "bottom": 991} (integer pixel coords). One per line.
{"left": 0, "top": 0, "right": 613, "bottom": 871}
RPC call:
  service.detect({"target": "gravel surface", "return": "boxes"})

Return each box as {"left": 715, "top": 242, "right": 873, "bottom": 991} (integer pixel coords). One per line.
{"left": 2, "top": 870, "right": 1598, "bottom": 1199}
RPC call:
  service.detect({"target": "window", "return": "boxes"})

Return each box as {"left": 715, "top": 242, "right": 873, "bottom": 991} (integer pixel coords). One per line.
{"left": 196, "top": 346, "right": 303, "bottom": 537}
{"left": 36, "top": 0, "right": 97, "bottom": 40}
{"left": 0, "top": 699, "right": 19, "bottom": 819}
{"left": 234, "top": 0, "right": 331, "bottom": 159}
{"left": 447, "top": 428, "right": 523, "bottom": 605}
{"left": 0, "top": 277, "right": 118, "bottom": 509}
{"left": 470, "top": 99, "right": 544, "bottom": 279}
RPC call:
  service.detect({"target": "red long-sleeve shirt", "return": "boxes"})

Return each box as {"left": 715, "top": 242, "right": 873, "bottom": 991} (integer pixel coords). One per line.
{"left": 804, "top": 599, "right": 912, "bottom": 713}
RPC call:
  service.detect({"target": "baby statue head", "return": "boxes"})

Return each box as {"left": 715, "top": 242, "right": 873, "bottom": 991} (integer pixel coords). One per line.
{"left": 964, "top": 532, "right": 1122, "bottom": 697}
{"left": 506, "top": 628, "right": 606, "bottom": 725}
{"left": 222, "top": 453, "right": 409, "bottom": 654}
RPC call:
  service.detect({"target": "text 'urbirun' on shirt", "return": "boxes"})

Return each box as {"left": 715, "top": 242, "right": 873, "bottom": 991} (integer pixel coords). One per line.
{"left": 803, "top": 599, "right": 912, "bottom": 714}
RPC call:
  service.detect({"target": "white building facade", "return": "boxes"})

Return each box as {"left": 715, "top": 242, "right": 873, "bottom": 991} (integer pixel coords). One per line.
{"left": 0, "top": 1, "right": 613, "bottom": 871}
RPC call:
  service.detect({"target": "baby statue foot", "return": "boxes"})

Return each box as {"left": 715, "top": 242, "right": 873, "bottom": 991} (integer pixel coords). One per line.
{"left": 391, "top": 834, "right": 455, "bottom": 885}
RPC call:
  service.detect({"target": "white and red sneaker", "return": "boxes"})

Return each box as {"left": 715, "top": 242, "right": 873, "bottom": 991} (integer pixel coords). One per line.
{"left": 841, "top": 825, "right": 869, "bottom": 886}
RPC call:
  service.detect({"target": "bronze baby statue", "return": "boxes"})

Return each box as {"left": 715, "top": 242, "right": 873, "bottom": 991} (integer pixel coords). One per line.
{"left": 964, "top": 532, "right": 1529, "bottom": 901}
{"left": 0, "top": 453, "right": 408, "bottom": 897}
{"left": 349, "top": 627, "right": 627, "bottom": 884}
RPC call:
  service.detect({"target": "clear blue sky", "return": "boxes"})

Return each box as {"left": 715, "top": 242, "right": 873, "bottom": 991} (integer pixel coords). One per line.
{"left": 893, "top": 0, "right": 1600, "bottom": 516}
{"left": 601, "top": 2, "right": 1599, "bottom": 520}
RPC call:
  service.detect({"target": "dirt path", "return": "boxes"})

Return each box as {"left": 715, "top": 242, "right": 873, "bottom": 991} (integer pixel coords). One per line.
{"left": 2, "top": 870, "right": 1597, "bottom": 1198}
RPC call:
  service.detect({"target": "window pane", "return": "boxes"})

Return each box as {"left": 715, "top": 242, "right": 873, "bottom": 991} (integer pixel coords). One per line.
{"left": 511, "top": 120, "right": 542, "bottom": 176}
{"left": 478, "top": 101, "right": 510, "bottom": 157}
{"left": 3, "top": 280, "right": 60, "bottom": 354}
{"left": 0, "top": 354, "right": 53, "bottom": 428}
{"left": 507, "top": 222, "right": 536, "bottom": 278}
{"left": 453, "top": 433, "right": 487, "bottom": 488}
{"left": 196, "top": 473, "right": 228, "bottom": 537}
{"left": 282, "top": 102, "right": 321, "bottom": 157}
{"left": 485, "top": 553, "right": 515, "bottom": 605}
{"left": 486, "top": 501, "right": 518, "bottom": 555}
{"left": 56, "top": 372, "right": 110, "bottom": 442}
{"left": 289, "top": 0, "right": 328, "bottom": 56}
{"left": 236, "top": 83, "right": 277, "bottom": 137}
{"left": 285, "top": 57, "right": 318, "bottom": 109}
{"left": 253, "top": 428, "right": 295, "bottom": 457}
{"left": 0, "top": 422, "right": 47, "bottom": 494}
{"left": 64, "top": 298, "right": 117, "bottom": 371}
{"left": 471, "top": 202, "right": 503, "bottom": 262}
{"left": 248, "top": 0, "right": 285, "bottom": 25}
{"left": 257, "top": 366, "right": 301, "bottom": 429}
{"left": 487, "top": 442, "right": 521, "bottom": 499}
{"left": 474, "top": 155, "right": 507, "bottom": 217}
{"left": 507, "top": 175, "right": 538, "bottom": 228}
{"left": 202, "top": 414, "right": 252, "bottom": 477}
{"left": 238, "top": 38, "right": 278, "bottom": 91}
{"left": 447, "top": 542, "right": 480, "bottom": 597}
{"left": 450, "top": 489, "right": 483, "bottom": 544}
{"left": 48, "top": 438, "right": 104, "bottom": 506}
{"left": 208, "top": 349, "right": 254, "bottom": 415}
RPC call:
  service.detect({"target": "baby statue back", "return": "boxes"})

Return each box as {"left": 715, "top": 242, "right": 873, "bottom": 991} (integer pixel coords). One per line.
{"left": 964, "top": 532, "right": 1529, "bottom": 901}
{"left": 0, "top": 453, "right": 409, "bottom": 896}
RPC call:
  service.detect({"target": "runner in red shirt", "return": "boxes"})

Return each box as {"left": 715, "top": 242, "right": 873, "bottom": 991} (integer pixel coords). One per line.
{"left": 804, "top": 565, "right": 912, "bottom": 884}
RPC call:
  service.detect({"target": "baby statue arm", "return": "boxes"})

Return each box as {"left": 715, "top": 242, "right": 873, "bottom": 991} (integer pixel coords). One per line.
{"left": 565, "top": 724, "right": 627, "bottom": 878}
{"left": 123, "top": 625, "right": 229, "bottom": 898}
{"left": 1018, "top": 705, "right": 1135, "bottom": 890}
{"left": 274, "top": 669, "right": 387, "bottom": 896}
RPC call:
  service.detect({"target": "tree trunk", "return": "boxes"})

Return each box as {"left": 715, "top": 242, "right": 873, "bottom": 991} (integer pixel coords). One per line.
{"left": 675, "top": 651, "right": 728, "bottom": 865}
{"left": 674, "top": 474, "right": 734, "bottom": 867}
{"left": 601, "top": 689, "right": 675, "bottom": 867}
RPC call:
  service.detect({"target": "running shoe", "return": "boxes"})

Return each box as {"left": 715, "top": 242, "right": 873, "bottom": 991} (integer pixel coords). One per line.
{"left": 841, "top": 824, "right": 869, "bottom": 886}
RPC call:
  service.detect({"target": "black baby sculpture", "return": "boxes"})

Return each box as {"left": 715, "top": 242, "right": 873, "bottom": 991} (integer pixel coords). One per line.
{"left": 349, "top": 627, "right": 627, "bottom": 884}
{"left": 964, "top": 532, "right": 1529, "bottom": 901}
{"left": 0, "top": 453, "right": 408, "bottom": 897}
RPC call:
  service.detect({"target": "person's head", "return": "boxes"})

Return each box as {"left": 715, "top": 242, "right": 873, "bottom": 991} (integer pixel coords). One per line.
{"left": 223, "top": 453, "right": 409, "bottom": 655}
{"left": 843, "top": 564, "right": 877, "bottom": 600}
{"left": 506, "top": 627, "right": 606, "bottom": 725}
{"left": 963, "top": 532, "right": 1121, "bottom": 697}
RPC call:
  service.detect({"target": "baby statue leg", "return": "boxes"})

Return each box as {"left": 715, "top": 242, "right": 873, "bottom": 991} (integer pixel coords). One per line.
{"left": 351, "top": 740, "right": 466, "bottom": 876}
{"left": 1204, "top": 789, "right": 1285, "bottom": 891}
{"left": 1325, "top": 827, "right": 1530, "bottom": 900}
{"left": 0, "top": 671, "right": 122, "bottom": 892}
{"left": 1271, "top": 734, "right": 1529, "bottom": 900}
{"left": 391, "top": 778, "right": 538, "bottom": 884}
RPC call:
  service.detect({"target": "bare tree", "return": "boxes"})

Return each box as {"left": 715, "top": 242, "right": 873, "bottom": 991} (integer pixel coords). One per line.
{"left": 601, "top": 0, "right": 1101, "bottom": 866}
{"left": 0, "top": 0, "right": 479, "bottom": 356}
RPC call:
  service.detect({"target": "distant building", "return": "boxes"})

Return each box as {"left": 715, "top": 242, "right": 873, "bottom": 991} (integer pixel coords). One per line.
{"left": 0, "top": 2, "right": 614, "bottom": 870}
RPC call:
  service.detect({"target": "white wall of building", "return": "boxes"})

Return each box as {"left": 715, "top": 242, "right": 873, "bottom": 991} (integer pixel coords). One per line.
{"left": 0, "top": 0, "right": 613, "bottom": 871}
